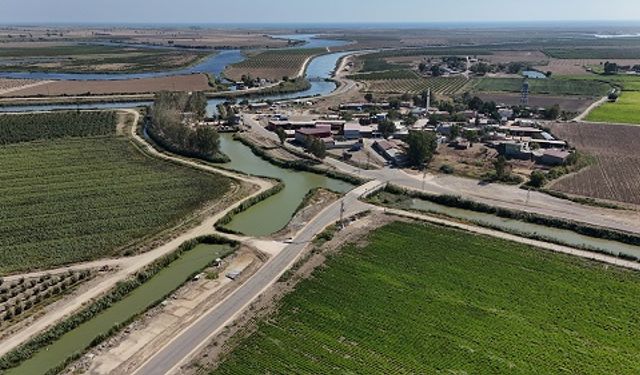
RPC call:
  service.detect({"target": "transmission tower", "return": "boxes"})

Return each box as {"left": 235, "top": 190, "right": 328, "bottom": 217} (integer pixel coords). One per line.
{"left": 521, "top": 80, "right": 530, "bottom": 106}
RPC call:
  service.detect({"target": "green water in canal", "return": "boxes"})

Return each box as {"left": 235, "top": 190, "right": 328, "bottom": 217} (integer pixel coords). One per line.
{"left": 409, "top": 198, "right": 640, "bottom": 259}
{"left": 218, "top": 134, "right": 353, "bottom": 237}
{"left": 6, "top": 244, "right": 231, "bottom": 375}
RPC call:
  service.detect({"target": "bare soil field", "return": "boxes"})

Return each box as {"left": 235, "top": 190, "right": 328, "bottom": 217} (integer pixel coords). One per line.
{"left": 476, "top": 93, "right": 593, "bottom": 112}
{"left": 428, "top": 143, "right": 501, "bottom": 180}
{"left": 535, "top": 59, "right": 640, "bottom": 76}
{"left": 1, "top": 74, "right": 211, "bottom": 97}
{"left": 548, "top": 122, "right": 640, "bottom": 206}
{"left": 0, "top": 78, "right": 48, "bottom": 95}
{"left": 483, "top": 50, "right": 549, "bottom": 64}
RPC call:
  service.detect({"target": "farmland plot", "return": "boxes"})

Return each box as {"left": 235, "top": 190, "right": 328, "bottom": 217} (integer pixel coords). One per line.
{"left": 352, "top": 70, "right": 469, "bottom": 95}
{"left": 224, "top": 48, "right": 324, "bottom": 81}
{"left": 0, "top": 112, "right": 231, "bottom": 274}
{"left": 470, "top": 77, "right": 611, "bottom": 96}
{"left": 586, "top": 91, "right": 640, "bottom": 124}
{"left": 548, "top": 122, "right": 640, "bottom": 205}
{"left": 213, "top": 222, "right": 640, "bottom": 374}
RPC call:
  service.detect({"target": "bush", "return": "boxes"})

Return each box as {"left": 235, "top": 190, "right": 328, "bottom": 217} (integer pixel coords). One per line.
{"left": 439, "top": 164, "right": 455, "bottom": 174}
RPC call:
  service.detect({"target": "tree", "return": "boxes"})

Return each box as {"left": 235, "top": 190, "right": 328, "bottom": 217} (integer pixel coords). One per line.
{"left": 529, "top": 170, "right": 547, "bottom": 188}
{"left": 449, "top": 124, "right": 461, "bottom": 141}
{"left": 463, "top": 129, "right": 478, "bottom": 144}
{"left": 404, "top": 115, "right": 418, "bottom": 126}
{"left": 306, "top": 137, "right": 326, "bottom": 159}
{"left": 378, "top": 120, "right": 396, "bottom": 139}
{"left": 189, "top": 127, "right": 220, "bottom": 157}
{"left": 604, "top": 61, "right": 618, "bottom": 75}
{"left": 543, "top": 104, "right": 561, "bottom": 120}
{"left": 430, "top": 65, "right": 442, "bottom": 77}
{"left": 493, "top": 156, "right": 508, "bottom": 180}
{"left": 275, "top": 127, "right": 287, "bottom": 145}
{"left": 406, "top": 131, "right": 438, "bottom": 168}
{"left": 468, "top": 96, "right": 484, "bottom": 111}
{"left": 364, "top": 93, "right": 374, "bottom": 103}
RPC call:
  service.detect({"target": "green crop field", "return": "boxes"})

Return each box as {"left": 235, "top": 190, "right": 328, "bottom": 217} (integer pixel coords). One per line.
{"left": 544, "top": 47, "right": 640, "bottom": 59}
{"left": 557, "top": 74, "right": 640, "bottom": 92}
{"left": 213, "top": 222, "right": 640, "bottom": 375}
{"left": 0, "top": 112, "right": 231, "bottom": 275}
{"left": 471, "top": 77, "right": 612, "bottom": 96}
{"left": 586, "top": 91, "right": 640, "bottom": 124}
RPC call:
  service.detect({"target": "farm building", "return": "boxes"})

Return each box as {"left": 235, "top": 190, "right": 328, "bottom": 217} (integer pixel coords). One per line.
{"left": 295, "top": 126, "right": 332, "bottom": 144}
{"left": 536, "top": 149, "right": 571, "bottom": 166}
{"left": 373, "top": 140, "right": 406, "bottom": 166}
{"left": 497, "top": 141, "right": 533, "bottom": 160}
{"left": 343, "top": 123, "right": 375, "bottom": 140}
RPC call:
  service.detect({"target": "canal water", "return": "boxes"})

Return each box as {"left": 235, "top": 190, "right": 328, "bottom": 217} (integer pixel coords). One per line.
{"left": 408, "top": 198, "right": 640, "bottom": 259}
{"left": 5, "top": 243, "right": 231, "bottom": 375}
{"left": 218, "top": 134, "right": 352, "bottom": 236}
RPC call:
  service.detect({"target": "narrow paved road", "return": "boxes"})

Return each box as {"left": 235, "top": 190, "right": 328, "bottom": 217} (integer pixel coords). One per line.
{"left": 132, "top": 182, "right": 381, "bottom": 375}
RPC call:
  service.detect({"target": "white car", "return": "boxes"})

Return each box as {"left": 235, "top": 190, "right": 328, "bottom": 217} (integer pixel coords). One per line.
{"left": 284, "top": 237, "right": 294, "bottom": 244}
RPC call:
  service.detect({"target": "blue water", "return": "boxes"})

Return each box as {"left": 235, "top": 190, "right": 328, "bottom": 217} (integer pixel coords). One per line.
{"left": 522, "top": 70, "right": 547, "bottom": 79}
{"left": 0, "top": 50, "right": 245, "bottom": 81}
{"left": 0, "top": 51, "right": 352, "bottom": 114}
{"left": 0, "top": 34, "right": 347, "bottom": 81}
{"left": 271, "top": 34, "right": 351, "bottom": 49}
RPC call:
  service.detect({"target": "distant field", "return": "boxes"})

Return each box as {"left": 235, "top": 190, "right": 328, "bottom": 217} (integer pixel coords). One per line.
{"left": 0, "top": 44, "right": 209, "bottom": 74}
{"left": 557, "top": 74, "right": 640, "bottom": 91}
{"left": 587, "top": 92, "right": 640, "bottom": 124}
{"left": 0, "top": 112, "right": 231, "bottom": 274}
{"left": 470, "top": 77, "right": 611, "bottom": 96}
{"left": 350, "top": 69, "right": 468, "bottom": 95}
{"left": 366, "top": 76, "right": 469, "bottom": 96}
{"left": 213, "top": 222, "right": 640, "bottom": 374}
{"left": 544, "top": 47, "right": 640, "bottom": 59}
{"left": 224, "top": 48, "right": 324, "bottom": 81}
{"left": 1, "top": 74, "right": 211, "bottom": 97}
{"left": 549, "top": 122, "right": 640, "bottom": 205}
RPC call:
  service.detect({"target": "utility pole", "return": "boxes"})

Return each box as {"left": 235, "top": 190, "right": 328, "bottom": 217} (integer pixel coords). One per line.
{"left": 422, "top": 169, "right": 427, "bottom": 191}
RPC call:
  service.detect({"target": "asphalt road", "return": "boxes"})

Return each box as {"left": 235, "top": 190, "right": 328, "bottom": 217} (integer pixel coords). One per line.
{"left": 133, "top": 183, "right": 379, "bottom": 375}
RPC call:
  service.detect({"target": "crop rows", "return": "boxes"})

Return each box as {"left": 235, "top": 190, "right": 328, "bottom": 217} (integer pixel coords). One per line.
{"left": 548, "top": 122, "right": 640, "bottom": 205}
{"left": 213, "top": 222, "right": 640, "bottom": 374}
{"left": 0, "top": 111, "right": 115, "bottom": 145}
{"left": 224, "top": 48, "right": 324, "bottom": 81}
{"left": 0, "top": 135, "right": 230, "bottom": 275}
{"left": 365, "top": 76, "right": 469, "bottom": 95}
{"left": 0, "top": 271, "right": 92, "bottom": 327}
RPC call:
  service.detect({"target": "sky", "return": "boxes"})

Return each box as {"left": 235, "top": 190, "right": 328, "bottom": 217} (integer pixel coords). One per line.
{"left": 1, "top": 0, "right": 640, "bottom": 25}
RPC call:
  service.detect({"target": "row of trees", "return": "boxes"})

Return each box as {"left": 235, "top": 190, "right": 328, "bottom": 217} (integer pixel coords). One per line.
{"left": 148, "top": 92, "right": 222, "bottom": 161}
